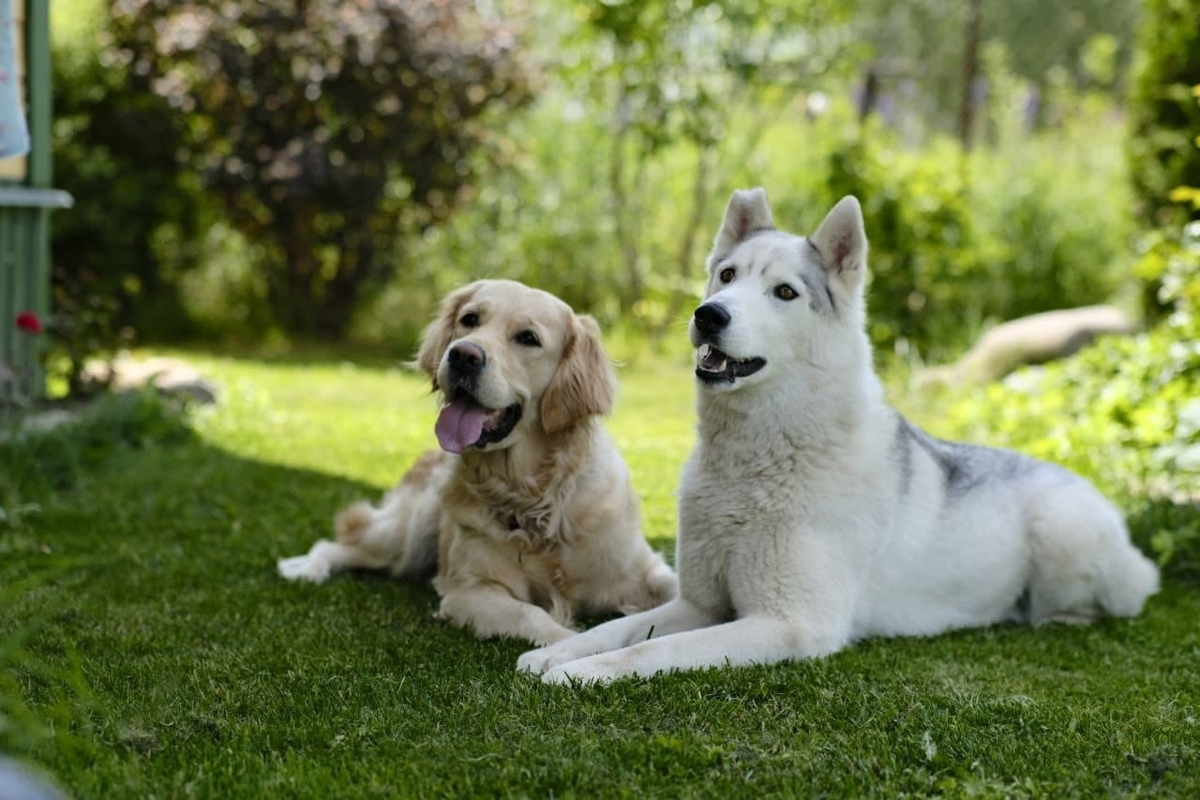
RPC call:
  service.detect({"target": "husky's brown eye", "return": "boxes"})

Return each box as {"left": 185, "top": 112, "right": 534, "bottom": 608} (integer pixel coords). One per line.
{"left": 460, "top": 312, "right": 479, "bottom": 328}
{"left": 514, "top": 330, "right": 541, "bottom": 347}
{"left": 719, "top": 267, "right": 736, "bottom": 283}
{"left": 775, "top": 285, "right": 798, "bottom": 301}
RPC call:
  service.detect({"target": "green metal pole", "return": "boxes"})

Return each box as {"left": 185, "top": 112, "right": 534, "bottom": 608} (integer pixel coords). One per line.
{"left": 27, "top": 1, "right": 53, "bottom": 398}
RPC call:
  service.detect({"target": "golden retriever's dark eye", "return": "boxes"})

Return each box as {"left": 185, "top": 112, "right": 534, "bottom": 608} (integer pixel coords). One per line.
{"left": 460, "top": 312, "right": 479, "bottom": 328}
{"left": 719, "top": 267, "right": 736, "bottom": 284}
{"left": 775, "top": 284, "right": 798, "bottom": 301}
{"left": 514, "top": 330, "right": 541, "bottom": 348}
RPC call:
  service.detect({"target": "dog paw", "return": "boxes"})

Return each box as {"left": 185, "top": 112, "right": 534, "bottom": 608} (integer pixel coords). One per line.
{"left": 530, "top": 626, "right": 577, "bottom": 647}
{"left": 518, "top": 631, "right": 592, "bottom": 672}
{"left": 517, "top": 646, "right": 563, "bottom": 675}
{"left": 276, "top": 555, "right": 330, "bottom": 583}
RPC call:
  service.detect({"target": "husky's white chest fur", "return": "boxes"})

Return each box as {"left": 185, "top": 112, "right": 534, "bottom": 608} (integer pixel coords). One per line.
{"left": 518, "top": 188, "right": 1159, "bottom": 684}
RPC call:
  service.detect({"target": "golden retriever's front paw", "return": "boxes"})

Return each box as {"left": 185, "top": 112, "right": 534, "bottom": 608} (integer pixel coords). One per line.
{"left": 531, "top": 626, "right": 577, "bottom": 647}
{"left": 276, "top": 554, "right": 330, "bottom": 583}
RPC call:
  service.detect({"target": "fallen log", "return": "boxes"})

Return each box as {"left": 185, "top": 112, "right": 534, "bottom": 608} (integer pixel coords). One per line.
{"left": 924, "top": 305, "right": 1135, "bottom": 385}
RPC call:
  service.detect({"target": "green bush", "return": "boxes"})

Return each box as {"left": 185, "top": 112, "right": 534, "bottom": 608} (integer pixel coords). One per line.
{"left": 821, "top": 110, "right": 1130, "bottom": 361}
{"left": 823, "top": 133, "right": 982, "bottom": 358}
{"left": 49, "top": 0, "right": 210, "bottom": 393}
{"left": 927, "top": 225, "right": 1200, "bottom": 578}
{"left": 359, "top": 100, "right": 1133, "bottom": 364}
{"left": 1128, "top": 0, "right": 1200, "bottom": 230}
{"left": 105, "top": 0, "right": 534, "bottom": 340}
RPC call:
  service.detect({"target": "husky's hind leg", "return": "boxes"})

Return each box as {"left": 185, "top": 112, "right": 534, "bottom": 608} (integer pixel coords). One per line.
{"left": 1025, "top": 478, "right": 1159, "bottom": 625}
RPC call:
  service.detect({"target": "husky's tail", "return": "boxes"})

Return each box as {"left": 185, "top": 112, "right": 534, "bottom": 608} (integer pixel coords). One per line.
{"left": 1027, "top": 478, "right": 1159, "bottom": 623}
{"left": 1097, "top": 537, "right": 1160, "bottom": 618}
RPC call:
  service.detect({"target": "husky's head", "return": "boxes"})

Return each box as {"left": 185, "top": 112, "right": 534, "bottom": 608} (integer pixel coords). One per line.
{"left": 690, "top": 189, "right": 868, "bottom": 391}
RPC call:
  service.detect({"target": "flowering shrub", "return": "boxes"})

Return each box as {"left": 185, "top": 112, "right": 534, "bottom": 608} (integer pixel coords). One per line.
{"left": 2, "top": 312, "right": 44, "bottom": 409}
{"left": 14, "top": 312, "right": 42, "bottom": 334}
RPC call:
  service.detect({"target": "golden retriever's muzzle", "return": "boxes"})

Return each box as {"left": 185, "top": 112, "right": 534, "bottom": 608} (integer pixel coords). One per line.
{"left": 447, "top": 342, "right": 486, "bottom": 383}
{"left": 436, "top": 342, "right": 523, "bottom": 454}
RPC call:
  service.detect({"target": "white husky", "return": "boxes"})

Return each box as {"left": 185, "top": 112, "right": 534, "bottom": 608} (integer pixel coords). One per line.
{"left": 518, "top": 188, "right": 1160, "bottom": 684}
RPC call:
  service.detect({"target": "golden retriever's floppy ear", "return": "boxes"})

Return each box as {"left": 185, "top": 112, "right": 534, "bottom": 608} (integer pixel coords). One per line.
{"left": 541, "top": 314, "right": 616, "bottom": 434}
{"left": 415, "top": 283, "right": 478, "bottom": 389}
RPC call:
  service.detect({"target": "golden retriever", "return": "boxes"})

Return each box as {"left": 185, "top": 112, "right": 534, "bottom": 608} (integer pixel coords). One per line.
{"left": 278, "top": 279, "right": 677, "bottom": 644}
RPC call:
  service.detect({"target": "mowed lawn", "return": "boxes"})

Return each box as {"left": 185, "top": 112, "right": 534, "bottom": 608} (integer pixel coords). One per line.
{"left": 2, "top": 351, "right": 1198, "bottom": 796}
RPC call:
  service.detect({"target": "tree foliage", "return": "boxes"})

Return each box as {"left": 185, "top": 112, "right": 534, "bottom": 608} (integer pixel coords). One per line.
{"left": 50, "top": 1, "right": 206, "bottom": 393}
{"left": 44, "top": 0, "right": 1167, "bottom": 369}
{"left": 107, "top": 0, "right": 532, "bottom": 337}
{"left": 1128, "top": 0, "right": 1200, "bottom": 229}
{"left": 555, "top": 0, "right": 859, "bottom": 314}
{"left": 853, "top": 0, "right": 1139, "bottom": 137}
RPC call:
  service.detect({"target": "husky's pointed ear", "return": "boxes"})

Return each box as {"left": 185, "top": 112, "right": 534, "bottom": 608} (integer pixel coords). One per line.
{"left": 541, "top": 315, "right": 616, "bottom": 434}
{"left": 712, "top": 187, "right": 774, "bottom": 261}
{"left": 810, "top": 196, "right": 867, "bottom": 290}
{"left": 415, "top": 282, "right": 480, "bottom": 389}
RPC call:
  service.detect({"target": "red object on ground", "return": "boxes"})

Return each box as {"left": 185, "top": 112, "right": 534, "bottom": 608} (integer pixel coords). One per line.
{"left": 14, "top": 311, "right": 42, "bottom": 333}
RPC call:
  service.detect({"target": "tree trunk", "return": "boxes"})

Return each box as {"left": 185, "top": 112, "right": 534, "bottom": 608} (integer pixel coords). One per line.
{"left": 609, "top": 81, "right": 644, "bottom": 312}
{"left": 658, "top": 145, "right": 714, "bottom": 341}
{"left": 267, "top": 204, "right": 324, "bottom": 338}
{"left": 317, "top": 229, "right": 376, "bottom": 340}
{"left": 857, "top": 65, "right": 880, "bottom": 123}
{"left": 957, "top": 0, "right": 983, "bottom": 150}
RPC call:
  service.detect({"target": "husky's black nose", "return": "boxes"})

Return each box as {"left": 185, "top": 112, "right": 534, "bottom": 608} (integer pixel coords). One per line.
{"left": 448, "top": 342, "right": 487, "bottom": 375}
{"left": 693, "top": 302, "right": 731, "bottom": 336}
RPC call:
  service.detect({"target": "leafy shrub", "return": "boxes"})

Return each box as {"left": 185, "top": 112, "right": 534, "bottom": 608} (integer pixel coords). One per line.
{"left": 360, "top": 100, "right": 1133, "bottom": 364}
{"left": 107, "top": 0, "right": 534, "bottom": 339}
{"left": 823, "top": 132, "right": 982, "bottom": 358}
{"left": 927, "top": 225, "right": 1200, "bottom": 579}
{"left": 50, "top": 0, "right": 209, "bottom": 393}
{"left": 813, "top": 118, "right": 1128, "bottom": 361}
{"left": 1128, "top": 0, "right": 1200, "bottom": 230}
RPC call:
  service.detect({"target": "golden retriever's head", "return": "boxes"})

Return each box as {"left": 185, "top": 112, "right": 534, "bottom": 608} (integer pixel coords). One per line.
{"left": 416, "top": 280, "right": 616, "bottom": 453}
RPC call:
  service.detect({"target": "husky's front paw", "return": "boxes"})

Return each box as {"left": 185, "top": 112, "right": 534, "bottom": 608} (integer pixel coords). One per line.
{"left": 517, "top": 645, "right": 570, "bottom": 675}
{"left": 276, "top": 554, "right": 330, "bottom": 583}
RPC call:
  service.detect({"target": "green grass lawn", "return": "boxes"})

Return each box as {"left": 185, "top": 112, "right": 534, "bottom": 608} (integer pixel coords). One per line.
{"left": 2, "top": 352, "right": 1198, "bottom": 796}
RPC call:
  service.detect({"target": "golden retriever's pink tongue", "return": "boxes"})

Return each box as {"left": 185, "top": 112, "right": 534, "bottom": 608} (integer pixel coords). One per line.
{"left": 435, "top": 397, "right": 487, "bottom": 454}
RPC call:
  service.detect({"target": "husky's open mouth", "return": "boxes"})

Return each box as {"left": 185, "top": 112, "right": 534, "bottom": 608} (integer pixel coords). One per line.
{"left": 435, "top": 390, "right": 522, "bottom": 453}
{"left": 695, "top": 343, "right": 766, "bottom": 385}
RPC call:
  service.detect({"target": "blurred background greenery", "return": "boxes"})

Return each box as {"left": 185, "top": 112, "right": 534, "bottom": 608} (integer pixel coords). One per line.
{"left": 46, "top": 0, "right": 1198, "bottom": 366}
{"left": 42, "top": 0, "right": 1200, "bottom": 512}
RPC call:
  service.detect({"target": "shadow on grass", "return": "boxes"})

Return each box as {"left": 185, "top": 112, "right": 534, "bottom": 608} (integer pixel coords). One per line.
{"left": 0, "top": 396, "right": 456, "bottom": 776}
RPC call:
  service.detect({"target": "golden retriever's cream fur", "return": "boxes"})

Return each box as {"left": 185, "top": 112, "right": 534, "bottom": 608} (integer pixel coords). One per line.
{"left": 278, "top": 280, "right": 677, "bottom": 644}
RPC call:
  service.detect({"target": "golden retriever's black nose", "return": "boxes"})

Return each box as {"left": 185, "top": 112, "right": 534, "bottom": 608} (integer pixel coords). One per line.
{"left": 448, "top": 342, "right": 487, "bottom": 375}
{"left": 694, "top": 302, "right": 731, "bottom": 336}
